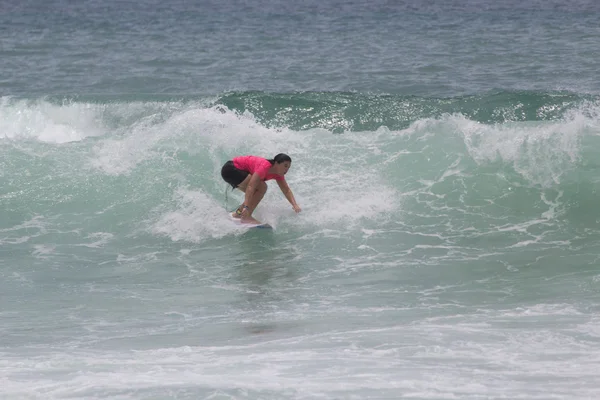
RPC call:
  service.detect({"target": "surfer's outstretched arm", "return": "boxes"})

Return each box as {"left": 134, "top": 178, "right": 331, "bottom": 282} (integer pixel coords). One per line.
{"left": 277, "top": 179, "right": 301, "bottom": 213}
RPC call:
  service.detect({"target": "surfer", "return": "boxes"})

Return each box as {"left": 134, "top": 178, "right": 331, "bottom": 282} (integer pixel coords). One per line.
{"left": 221, "top": 153, "right": 302, "bottom": 224}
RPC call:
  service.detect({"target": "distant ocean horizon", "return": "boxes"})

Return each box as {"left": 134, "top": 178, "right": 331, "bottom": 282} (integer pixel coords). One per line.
{"left": 3, "top": 1, "right": 600, "bottom": 399}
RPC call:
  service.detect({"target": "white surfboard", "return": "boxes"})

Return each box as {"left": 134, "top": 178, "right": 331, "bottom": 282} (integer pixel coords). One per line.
{"left": 230, "top": 215, "right": 273, "bottom": 229}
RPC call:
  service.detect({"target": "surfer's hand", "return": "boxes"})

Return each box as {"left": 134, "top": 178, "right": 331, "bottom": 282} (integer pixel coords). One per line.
{"left": 292, "top": 204, "right": 302, "bottom": 213}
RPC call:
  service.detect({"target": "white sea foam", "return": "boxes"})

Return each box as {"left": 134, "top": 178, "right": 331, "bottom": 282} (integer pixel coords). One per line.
{"left": 0, "top": 98, "right": 106, "bottom": 143}
{"left": 457, "top": 113, "right": 584, "bottom": 187}
{"left": 150, "top": 186, "right": 241, "bottom": 242}
{"left": 77, "top": 106, "right": 401, "bottom": 241}
{"left": 2, "top": 312, "right": 600, "bottom": 400}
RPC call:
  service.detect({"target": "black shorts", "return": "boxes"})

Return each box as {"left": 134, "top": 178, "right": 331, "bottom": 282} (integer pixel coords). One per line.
{"left": 221, "top": 160, "right": 249, "bottom": 188}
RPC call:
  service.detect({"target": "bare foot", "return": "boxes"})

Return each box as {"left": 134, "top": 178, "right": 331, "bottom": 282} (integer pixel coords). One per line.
{"left": 231, "top": 212, "right": 241, "bottom": 219}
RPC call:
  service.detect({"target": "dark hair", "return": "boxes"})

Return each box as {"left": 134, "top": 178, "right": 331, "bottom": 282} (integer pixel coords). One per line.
{"left": 268, "top": 153, "right": 292, "bottom": 165}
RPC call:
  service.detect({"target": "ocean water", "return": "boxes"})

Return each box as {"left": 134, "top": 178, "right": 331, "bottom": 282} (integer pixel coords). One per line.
{"left": 2, "top": 1, "right": 600, "bottom": 399}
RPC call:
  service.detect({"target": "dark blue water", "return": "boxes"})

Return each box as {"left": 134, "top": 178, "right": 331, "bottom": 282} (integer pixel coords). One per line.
{"left": 3, "top": 0, "right": 600, "bottom": 97}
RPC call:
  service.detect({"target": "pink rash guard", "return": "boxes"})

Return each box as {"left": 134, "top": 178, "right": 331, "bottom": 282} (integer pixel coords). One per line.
{"left": 233, "top": 156, "right": 285, "bottom": 182}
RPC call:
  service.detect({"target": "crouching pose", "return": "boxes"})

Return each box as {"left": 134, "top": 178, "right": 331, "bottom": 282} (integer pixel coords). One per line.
{"left": 220, "top": 153, "right": 301, "bottom": 224}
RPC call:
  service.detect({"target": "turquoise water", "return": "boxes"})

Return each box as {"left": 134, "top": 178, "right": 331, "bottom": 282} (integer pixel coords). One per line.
{"left": 2, "top": 1, "right": 600, "bottom": 399}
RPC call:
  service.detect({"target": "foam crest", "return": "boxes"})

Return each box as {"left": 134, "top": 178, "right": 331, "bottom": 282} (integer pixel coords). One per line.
{"left": 167, "top": 107, "right": 306, "bottom": 155}
{"left": 457, "top": 114, "right": 585, "bottom": 187}
{"left": 89, "top": 105, "right": 306, "bottom": 176}
{"left": 0, "top": 97, "right": 106, "bottom": 143}
{"left": 89, "top": 107, "right": 181, "bottom": 175}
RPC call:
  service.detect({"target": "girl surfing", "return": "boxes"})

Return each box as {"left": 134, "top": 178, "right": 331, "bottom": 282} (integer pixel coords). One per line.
{"left": 220, "top": 153, "right": 301, "bottom": 224}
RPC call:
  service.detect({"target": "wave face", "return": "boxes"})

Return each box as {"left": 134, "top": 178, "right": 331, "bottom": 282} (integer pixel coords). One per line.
{"left": 3, "top": 91, "right": 600, "bottom": 256}
{"left": 3, "top": 91, "right": 600, "bottom": 399}
{"left": 2, "top": 90, "right": 599, "bottom": 231}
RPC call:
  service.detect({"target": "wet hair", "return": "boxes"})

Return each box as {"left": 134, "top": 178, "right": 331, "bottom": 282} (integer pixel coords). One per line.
{"left": 268, "top": 153, "right": 292, "bottom": 165}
